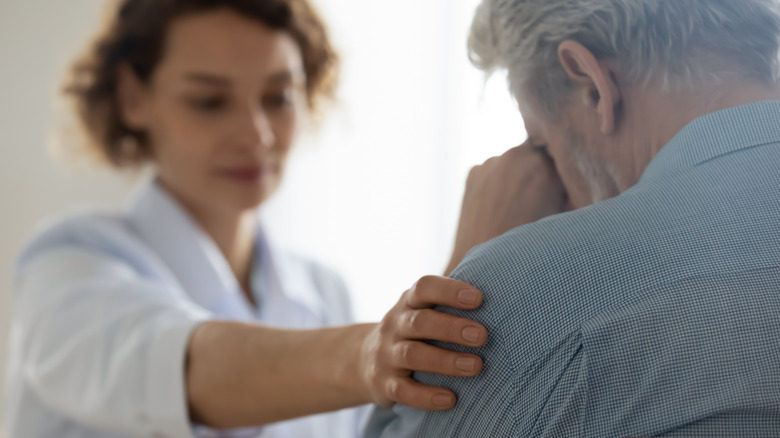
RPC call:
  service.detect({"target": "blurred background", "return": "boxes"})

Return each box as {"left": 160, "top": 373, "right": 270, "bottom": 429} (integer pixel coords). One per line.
{"left": 0, "top": 0, "right": 525, "bottom": 426}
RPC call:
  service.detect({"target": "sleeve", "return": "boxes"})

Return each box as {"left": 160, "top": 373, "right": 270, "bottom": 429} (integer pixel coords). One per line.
{"left": 362, "top": 363, "right": 518, "bottom": 438}
{"left": 14, "top": 245, "right": 212, "bottom": 438}
{"left": 363, "top": 338, "right": 587, "bottom": 438}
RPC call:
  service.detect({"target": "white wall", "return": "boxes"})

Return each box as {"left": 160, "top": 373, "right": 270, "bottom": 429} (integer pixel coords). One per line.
{"left": 0, "top": 0, "right": 523, "bottom": 430}
{"left": 263, "top": 0, "right": 524, "bottom": 322}
{"left": 0, "top": 0, "right": 137, "bottom": 428}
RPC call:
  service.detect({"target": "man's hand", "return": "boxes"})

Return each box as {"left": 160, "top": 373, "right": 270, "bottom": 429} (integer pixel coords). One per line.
{"left": 360, "top": 276, "right": 487, "bottom": 410}
{"left": 446, "top": 142, "right": 567, "bottom": 274}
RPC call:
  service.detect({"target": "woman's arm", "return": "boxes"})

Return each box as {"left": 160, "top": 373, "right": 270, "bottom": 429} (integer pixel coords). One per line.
{"left": 187, "top": 276, "right": 487, "bottom": 429}
{"left": 15, "top": 245, "right": 484, "bottom": 436}
{"left": 17, "top": 152, "right": 567, "bottom": 436}
{"left": 186, "top": 322, "right": 374, "bottom": 428}
{"left": 189, "top": 143, "right": 570, "bottom": 428}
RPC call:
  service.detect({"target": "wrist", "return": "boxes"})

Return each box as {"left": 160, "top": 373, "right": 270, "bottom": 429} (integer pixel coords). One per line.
{"left": 336, "top": 323, "right": 377, "bottom": 405}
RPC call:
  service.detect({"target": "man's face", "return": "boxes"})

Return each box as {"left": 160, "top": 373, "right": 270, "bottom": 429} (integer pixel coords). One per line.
{"left": 519, "top": 94, "right": 622, "bottom": 210}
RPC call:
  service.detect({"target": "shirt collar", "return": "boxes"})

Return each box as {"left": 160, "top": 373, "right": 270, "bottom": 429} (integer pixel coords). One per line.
{"left": 639, "top": 100, "right": 780, "bottom": 184}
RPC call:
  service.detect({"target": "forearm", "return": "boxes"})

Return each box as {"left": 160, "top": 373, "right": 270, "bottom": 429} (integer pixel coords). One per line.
{"left": 186, "top": 320, "right": 375, "bottom": 429}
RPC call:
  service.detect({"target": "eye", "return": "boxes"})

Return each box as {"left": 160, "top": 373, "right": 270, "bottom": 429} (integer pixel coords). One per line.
{"left": 188, "top": 96, "right": 226, "bottom": 112}
{"left": 262, "top": 90, "right": 296, "bottom": 110}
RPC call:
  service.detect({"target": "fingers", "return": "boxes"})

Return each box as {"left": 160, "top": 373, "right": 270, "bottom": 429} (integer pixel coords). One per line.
{"left": 499, "top": 143, "right": 554, "bottom": 173}
{"left": 384, "top": 377, "right": 458, "bottom": 411}
{"left": 397, "top": 308, "right": 487, "bottom": 347}
{"left": 392, "top": 340, "right": 483, "bottom": 377}
{"left": 406, "top": 275, "right": 483, "bottom": 310}
{"left": 366, "top": 277, "right": 486, "bottom": 411}
{"left": 502, "top": 141, "right": 536, "bottom": 157}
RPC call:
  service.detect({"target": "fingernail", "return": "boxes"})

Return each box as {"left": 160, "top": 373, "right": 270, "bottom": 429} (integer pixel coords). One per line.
{"left": 456, "top": 357, "right": 477, "bottom": 372}
{"left": 458, "top": 289, "right": 478, "bottom": 305}
{"left": 433, "top": 393, "right": 455, "bottom": 408}
{"left": 462, "top": 326, "right": 481, "bottom": 343}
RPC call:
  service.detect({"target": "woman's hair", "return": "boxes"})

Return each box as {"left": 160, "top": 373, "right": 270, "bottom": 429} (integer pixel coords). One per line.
{"left": 469, "top": 0, "right": 780, "bottom": 117}
{"left": 64, "top": 0, "right": 339, "bottom": 168}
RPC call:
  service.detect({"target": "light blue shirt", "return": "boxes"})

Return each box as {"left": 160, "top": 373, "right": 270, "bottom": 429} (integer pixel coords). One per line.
{"left": 366, "top": 101, "right": 780, "bottom": 437}
{"left": 5, "top": 181, "right": 368, "bottom": 438}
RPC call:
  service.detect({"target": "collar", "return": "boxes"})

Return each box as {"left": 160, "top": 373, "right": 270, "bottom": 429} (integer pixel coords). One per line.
{"left": 128, "top": 179, "right": 323, "bottom": 322}
{"left": 128, "top": 179, "right": 252, "bottom": 318}
{"left": 639, "top": 100, "right": 780, "bottom": 184}
{"left": 252, "top": 228, "right": 325, "bottom": 326}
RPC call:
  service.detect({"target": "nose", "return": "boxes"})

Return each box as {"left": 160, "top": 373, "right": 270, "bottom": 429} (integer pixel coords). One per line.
{"left": 237, "top": 107, "right": 275, "bottom": 149}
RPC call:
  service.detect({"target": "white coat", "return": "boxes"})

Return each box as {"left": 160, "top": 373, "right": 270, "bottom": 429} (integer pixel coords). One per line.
{"left": 4, "top": 180, "right": 368, "bottom": 438}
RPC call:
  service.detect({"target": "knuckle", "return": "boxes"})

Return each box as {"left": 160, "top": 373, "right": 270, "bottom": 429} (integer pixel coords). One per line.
{"left": 386, "top": 379, "right": 401, "bottom": 401}
{"left": 406, "top": 310, "right": 425, "bottom": 332}
{"left": 414, "top": 275, "right": 437, "bottom": 296}
{"left": 503, "top": 145, "right": 526, "bottom": 158}
{"left": 392, "top": 342, "right": 415, "bottom": 369}
{"left": 404, "top": 284, "right": 419, "bottom": 307}
{"left": 467, "top": 165, "right": 483, "bottom": 180}
{"left": 400, "top": 288, "right": 412, "bottom": 304}
{"left": 481, "top": 156, "right": 498, "bottom": 168}
{"left": 398, "top": 342, "right": 415, "bottom": 364}
{"left": 393, "top": 290, "right": 411, "bottom": 313}
{"left": 378, "top": 314, "right": 395, "bottom": 337}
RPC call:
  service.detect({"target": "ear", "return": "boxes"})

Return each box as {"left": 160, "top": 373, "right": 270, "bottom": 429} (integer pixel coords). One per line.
{"left": 557, "top": 40, "right": 621, "bottom": 135}
{"left": 117, "top": 63, "right": 150, "bottom": 130}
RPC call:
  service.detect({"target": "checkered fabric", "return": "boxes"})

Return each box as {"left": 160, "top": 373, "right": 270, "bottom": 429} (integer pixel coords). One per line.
{"left": 365, "top": 101, "right": 780, "bottom": 437}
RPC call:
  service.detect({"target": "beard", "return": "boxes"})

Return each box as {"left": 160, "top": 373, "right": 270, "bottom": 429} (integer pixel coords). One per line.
{"left": 563, "top": 129, "right": 622, "bottom": 205}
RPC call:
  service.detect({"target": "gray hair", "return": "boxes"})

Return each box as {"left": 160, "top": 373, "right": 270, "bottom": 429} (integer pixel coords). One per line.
{"left": 469, "top": 0, "right": 780, "bottom": 116}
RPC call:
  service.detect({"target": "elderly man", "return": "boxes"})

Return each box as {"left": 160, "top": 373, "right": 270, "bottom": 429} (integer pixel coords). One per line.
{"left": 367, "top": 0, "right": 780, "bottom": 436}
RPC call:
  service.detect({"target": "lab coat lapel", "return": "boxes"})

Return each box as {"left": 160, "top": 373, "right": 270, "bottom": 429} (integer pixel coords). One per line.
{"left": 128, "top": 180, "right": 255, "bottom": 321}
{"left": 253, "top": 228, "right": 325, "bottom": 328}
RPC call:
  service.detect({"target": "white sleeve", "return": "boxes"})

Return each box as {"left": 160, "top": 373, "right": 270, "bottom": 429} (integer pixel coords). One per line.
{"left": 14, "top": 246, "right": 211, "bottom": 438}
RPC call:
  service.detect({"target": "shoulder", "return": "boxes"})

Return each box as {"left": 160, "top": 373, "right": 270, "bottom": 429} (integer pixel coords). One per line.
{"left": 455, "top": 189, "right": 649, "bottom": 290}
{"left": 17, "top": 209, "right": 154, "bottom": 275}
{"left": 449, "top": 188, "right": 672, "bottom": 358}
{"left": 451, "top": 159, "right": 779, "bottom": 358}
{"left": 395, "top": 193, "right": 671, "bottom": 437}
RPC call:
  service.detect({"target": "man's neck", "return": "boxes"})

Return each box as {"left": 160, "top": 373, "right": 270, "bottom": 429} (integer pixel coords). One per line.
{"left": 621, "top": 79, "right": 780, "bottom": 190}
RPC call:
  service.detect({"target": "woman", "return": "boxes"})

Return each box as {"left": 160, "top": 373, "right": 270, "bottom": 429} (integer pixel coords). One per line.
{"left": 5, "top": 1, "right": 496, "bottom": 437}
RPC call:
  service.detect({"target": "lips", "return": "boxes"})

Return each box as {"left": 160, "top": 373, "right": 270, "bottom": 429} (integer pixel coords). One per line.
{"left": 219, "top": 165, "right": 276, "bottom": 183}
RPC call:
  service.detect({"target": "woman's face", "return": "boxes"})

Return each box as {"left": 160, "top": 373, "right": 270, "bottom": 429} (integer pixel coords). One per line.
{"left": 120, "top": 8, "right": 307, "bottom": 215}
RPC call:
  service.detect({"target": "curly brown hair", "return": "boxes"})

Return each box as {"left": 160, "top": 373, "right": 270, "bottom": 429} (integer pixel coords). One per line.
{"left": 64, "top": 0, "right": 339, "bottom": 168}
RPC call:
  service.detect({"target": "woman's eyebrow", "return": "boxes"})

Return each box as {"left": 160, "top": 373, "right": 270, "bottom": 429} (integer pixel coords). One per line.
{"left": 182, "top": 72, "right": 231, "bottom": 86}
{"left": 267, "top": 69, "right": 305, "bottom": 85}
{"left": 180, "top": 69, "right": 305, "bottom": 87}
